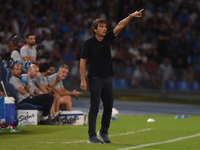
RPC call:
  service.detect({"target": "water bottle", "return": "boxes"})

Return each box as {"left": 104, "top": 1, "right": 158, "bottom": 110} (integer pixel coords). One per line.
{"left": 0, "top": 96, "right": 6, "bottom": 123}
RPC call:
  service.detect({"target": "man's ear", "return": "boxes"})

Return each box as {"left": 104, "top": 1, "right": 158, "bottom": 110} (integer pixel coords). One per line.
{"left": 93, "top": 28, "right": 97, "bottom": 34}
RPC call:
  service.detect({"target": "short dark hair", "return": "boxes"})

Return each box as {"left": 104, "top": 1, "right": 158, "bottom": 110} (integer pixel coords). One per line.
{"left": 59, "top": 64, "right": 69, "bottom": 70}
{"left": 26, "top": 33, "right": 35, "bottom": 39}
{"left": 91, "top": 18, "right": 107, "bottom": 35}
{"left": 48, "top": 61, "right": 55, "bottom": 67}
{"left": 39, "top": 62, "right": 50, "bottom": 73}
{"left": 11, "top": 63, "right": 20, "bottom": 70}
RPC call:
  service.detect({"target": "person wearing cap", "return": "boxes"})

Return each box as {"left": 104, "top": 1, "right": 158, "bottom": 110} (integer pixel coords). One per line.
{"left": 10, "top": 35, "right": 24, "bottom": 61}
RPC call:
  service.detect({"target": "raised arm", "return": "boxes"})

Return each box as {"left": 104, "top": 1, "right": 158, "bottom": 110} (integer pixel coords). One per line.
{"left": 46, "top": 78, "right": 62, "bottom": 93}
{"left": 113, "top": 9, "right": 144, "bottom": 37}
{"left": 80, "top": 58, "right": 87, "bottom": 92}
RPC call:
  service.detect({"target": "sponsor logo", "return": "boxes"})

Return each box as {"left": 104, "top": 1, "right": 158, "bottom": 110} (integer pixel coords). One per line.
{"left": 61, "top": 115, "right": 80, "bottom": 124}
{"left": 19, "top": 113, "right": 35, "bottom": 122}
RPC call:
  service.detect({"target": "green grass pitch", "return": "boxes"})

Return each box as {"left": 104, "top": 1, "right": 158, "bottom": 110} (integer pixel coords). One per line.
{"left": 0, "top": 115, "right": 200, "bottom": 150}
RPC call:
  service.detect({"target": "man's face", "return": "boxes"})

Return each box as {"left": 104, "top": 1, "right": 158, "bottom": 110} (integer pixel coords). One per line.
{"left": 12, "top": 64, "right": 21, "bottom": 77}
{"left": 30, "top": 66, "right": 39, "bottom": 78}
{"left": 58, "top": 68, "right": 69, "bottom": 79}
{"left": 49, "top": 67, "right": 54, "bottom": 75}
{"left": 17, "top": 41, "right": 24, "bottom": 49}
{"left": 26, "top": 35, "right": 36, "bottom": 46}
{"left": 94, "top": 23, "right": 107, "bottom": 37}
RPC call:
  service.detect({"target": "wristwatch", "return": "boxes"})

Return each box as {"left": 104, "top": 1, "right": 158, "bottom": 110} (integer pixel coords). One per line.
{"left": 129, "top": 14, "right": 133, "bottom": 20}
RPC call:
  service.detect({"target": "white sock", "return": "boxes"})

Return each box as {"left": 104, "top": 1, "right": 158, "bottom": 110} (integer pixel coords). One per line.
{"left": 41, "top": 116, "right": 48, "bottom": 121}
{"left": 55, "top": 112, "right": 59, "bottom": 117}
{"left": 50, "top": 114, "right": 54, "bottom": 120}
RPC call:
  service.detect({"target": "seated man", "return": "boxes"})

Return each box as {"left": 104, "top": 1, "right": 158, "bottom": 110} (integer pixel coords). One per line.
{"left": 32, "top": 67, "right": 48, "bottom": 93}
{"left": 49, "top": 64, "right": 80, "bottom": 110}
{"left": 37, "top": 62, "right": 62, "bottom": 119}
{"left": 48, "top": 61, "right": 55, "bottom": 75}
{"left": 9, "top": 63, "right": 54, "bottom": 123}
{"left": 21, "top": 64, "right": 43, "bottom": 95}
{"left": 21, "top": 64, "right": 59, "bottom": 122}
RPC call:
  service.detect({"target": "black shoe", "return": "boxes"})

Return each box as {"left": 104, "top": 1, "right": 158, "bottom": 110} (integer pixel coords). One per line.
{"left": 97, "top": 131, "right": 111, "bottom": 143}
{"left": 39, "top": 119, "right": 55, "bottom": 125}
{"left": 87, "top": 136, "right": 103, "bottom": 143}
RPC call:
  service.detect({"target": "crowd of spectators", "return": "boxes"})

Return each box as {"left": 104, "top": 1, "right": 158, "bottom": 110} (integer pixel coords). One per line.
{"left": 1, "top": 0, "right": 200, "bottom": 89}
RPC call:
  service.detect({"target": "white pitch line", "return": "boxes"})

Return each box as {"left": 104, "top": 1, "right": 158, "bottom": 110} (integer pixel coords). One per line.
{"left": 117, "top": 133, "right": 200, "bottom": 150}
{"left": 37, "top": 128, "right": 152, "bottom": 144}
{"left": 109, "top": 128, "right": 152, "bottom": 137}
{"left": 61, "top": 140, "right": 87, "bottom": 144}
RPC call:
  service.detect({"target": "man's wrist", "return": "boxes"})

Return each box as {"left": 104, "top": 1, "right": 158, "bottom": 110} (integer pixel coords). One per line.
{"left": 81, "top": 78, "right": 86, "bottom": 81}
{"left": 129, "top": 14, "right": 133, "bottom": 20}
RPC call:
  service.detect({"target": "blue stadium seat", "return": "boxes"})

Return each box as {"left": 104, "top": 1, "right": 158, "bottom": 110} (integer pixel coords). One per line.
{"left": 189, "top": 82, "right": 200, "bottom": 91}
{"left": 165, "top": 81, "right": 177, "bottom": 90}
{"left": 1, "top": 60, "right": 18, "bottom": 100}
{"left": 113, "top": 78, "right": 129, "bottom": 89}
{"left": 113, "top": 78, "right": 120, "bottom": 88}
{"left": 24, "top": 61, "right": 33, "bottom": 70}
{"left": 177, "top": 81, "right": 190, "bottom": 91}
{"left": 9, "top": 60, "right": 14, "bottom": 69}
{"left": 118, "top": 78, "right": 129, "bottom": 88}
{"left": 15, "top": 60, "right": 23, "bottom": 66}
{"left": 25, "top": 61, "right": 29, "bottom": 70}
{"left": 28, "top": 61, "right": 32, "bottom": 66}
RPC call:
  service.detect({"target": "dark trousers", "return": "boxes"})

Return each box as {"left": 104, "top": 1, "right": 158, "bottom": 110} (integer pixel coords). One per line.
{"left": 18, "top": 94, "right": 54, "bottom": 116}
{"left": 88, "top": 76, "right": 114, "bottom": 137}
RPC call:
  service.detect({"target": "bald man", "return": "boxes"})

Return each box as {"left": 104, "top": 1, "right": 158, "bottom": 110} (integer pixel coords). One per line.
{"left": 21, "top": 64, "right": 42, "bottom": 95}
{"left": 22, "top": 64, "right": 60, "bottom": 121}
{"left": 9, "top": 63, "right": 54, "bottom": 123}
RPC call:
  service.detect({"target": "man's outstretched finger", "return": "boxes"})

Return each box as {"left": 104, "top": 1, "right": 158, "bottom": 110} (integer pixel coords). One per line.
{"left": 139, "top": 9, "right": 144, "bottom": 12}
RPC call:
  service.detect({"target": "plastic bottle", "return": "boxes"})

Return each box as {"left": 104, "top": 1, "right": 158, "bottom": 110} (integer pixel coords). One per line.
{"left": 9, "top": 129, "right": 21, "bottom": 132}
{"left": 0, "top": 96, "right": 6, "bottom": 123}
